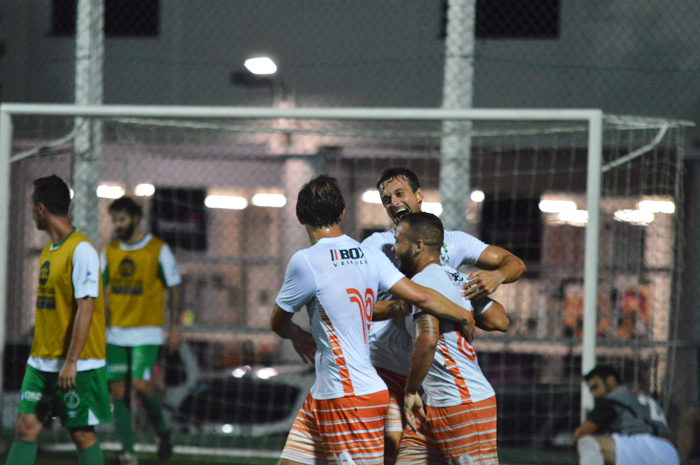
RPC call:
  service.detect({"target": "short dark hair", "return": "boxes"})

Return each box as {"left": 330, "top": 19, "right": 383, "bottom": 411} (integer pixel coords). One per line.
{"left": 296, "top": 175, "right": 346, "bottom": 228}
{"left": 584, "top": 365, "right": 621, "bottom": 384}
{"left": 108, "top": 196, "right": 143, "bottom": 218}
{"left": 376, "top": 167, "right": 422, "bottom": 194}
{"left": 397, "top": 212, "right": 444, "bottom": 251}
{"left": 32, "top": 175, "right": 71, "bottom": 216}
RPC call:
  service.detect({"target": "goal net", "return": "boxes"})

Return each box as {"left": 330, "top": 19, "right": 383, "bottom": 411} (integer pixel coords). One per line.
{"left": 0, "top": 106, "right": 689, "bottom": 462}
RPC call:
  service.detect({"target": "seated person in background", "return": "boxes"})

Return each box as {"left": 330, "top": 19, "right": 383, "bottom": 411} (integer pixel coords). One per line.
{"left": 573, "top": 365, "right": 679, "bottom": 465}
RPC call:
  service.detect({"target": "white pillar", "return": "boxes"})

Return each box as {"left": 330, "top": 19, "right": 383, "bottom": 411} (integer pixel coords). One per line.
{"left": 0, "top": 109, "right": 14, "bottom": 414}
{"left": 581, "top": 111, "right": 604, "bottom": 419}
{"left": 439, "top": 0, "right": 476, "bottom": 232}
{"left": 72, "top": 0, "right": 104, "bottom": 243}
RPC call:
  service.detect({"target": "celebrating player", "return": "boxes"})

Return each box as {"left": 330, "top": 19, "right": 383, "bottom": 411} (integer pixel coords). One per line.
{"left": 362, "top": 167, "right": 524, "bottom": 464}
{"left": 270, "top": 175, "right": 477, "bottom": 465}
{"left": 393, "top": 212, "right": 504, "bottom": 464}
{"left": 101, "top": 197, "right": 181, "bottom": 465}
{"left": 573, "top": 365, "right": 679, "bottom": 465}
{"left": 6, "top": 175, "right": 109, "bottom": 465}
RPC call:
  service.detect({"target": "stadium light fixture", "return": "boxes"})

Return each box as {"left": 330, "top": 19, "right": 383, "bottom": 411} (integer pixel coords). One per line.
{"left": 362, "top": 190, "right": 382, "bottom": 204}
{"left": 231, "top": 367, "right": 250, "bottom": 378}
{"left": 205, "top": 195, "right": 248, "bottom": 210}
{"left": 557, "top": 210, "right": 588, "bottom": 226}
{"left": 252, "top": 193, "right": 286, "bottom": 208}
{"left": 614, "top": 209, "right": 654, "bottom": 225}
{"left": 244, "top": 57, "right": 277, "bottom": 75}
{"left": 638, "top": 199, "right": 674, "bottom": 214}
{"left": 135, "top": 183, "right": 155, "bottom": 197}
{"left": 97, "top": 184, "right": 125, "bottom": 199}
{"left": 423, "top": 202, "right": 443, "bottom": 216}
{"left": 221, "top": 424, "right": 234, "bottom": 434}
{"left": 470, "top": 190, "right": 485, "bottom": 203}
{"left": 255, "top": 367, "right": 279, "bottom": 379}
{"left": 539, "top": 199, "right": 577, "bottom": 213}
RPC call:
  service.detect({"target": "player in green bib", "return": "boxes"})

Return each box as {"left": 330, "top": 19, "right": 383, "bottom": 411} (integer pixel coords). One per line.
{"left": 101, "top": 197, "right": 181, "bottom": 465}
{"left": 7, "top": 175, "right": 109, "bottom": 465}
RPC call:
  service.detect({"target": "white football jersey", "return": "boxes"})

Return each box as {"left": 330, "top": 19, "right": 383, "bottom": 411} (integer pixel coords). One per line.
{"left": 362, "top": 229, "right": 488, "bottom": 376}
{"left": 409, "top": 263, "right": 495, "bottom": 406}
{"left": 276, "top": 234, "right": 405, "bottom": 400}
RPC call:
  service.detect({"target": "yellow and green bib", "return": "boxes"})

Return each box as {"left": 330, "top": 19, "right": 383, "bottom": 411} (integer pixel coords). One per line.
{"left": 103, "top": 236, "right": 167, "bottom": 328}
{"left": 31, "top": 230, "right": 105, "bottom": 361}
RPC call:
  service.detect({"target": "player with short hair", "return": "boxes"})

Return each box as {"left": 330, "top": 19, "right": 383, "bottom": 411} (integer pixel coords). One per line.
{"left": 362, "top": 167, "right": 524, "bottom": 464}
{"left": 393, "top": 212, "right": 505, "bottom": 464}
{"left": 573, "top": 365, "right": 679, "bottom": 465}
{"left": 101, "top": 196, "right": 181, "bottom": 465}
{"left": 271, "top": 175, "right": 477, "bottom": 465}
{"left": 6, "top": 175, "right": 109, "bottom": 465}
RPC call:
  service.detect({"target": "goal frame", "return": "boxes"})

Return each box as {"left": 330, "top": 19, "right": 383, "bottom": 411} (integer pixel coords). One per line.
{"left": 0, "top": 103, "right": 605, "bottom": 417}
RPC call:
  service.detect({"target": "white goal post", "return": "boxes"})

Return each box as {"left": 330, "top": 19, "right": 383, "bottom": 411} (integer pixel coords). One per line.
{"left": 0, "top": 104, "right": 690, "bottom": 457}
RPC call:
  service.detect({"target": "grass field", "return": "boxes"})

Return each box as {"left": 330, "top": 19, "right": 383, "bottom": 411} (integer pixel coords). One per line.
{"left": 0, "top": 429, "right": 579, "bottom": 464}
{"left": 0, "top": 447, "right": 579, "bottom": 464}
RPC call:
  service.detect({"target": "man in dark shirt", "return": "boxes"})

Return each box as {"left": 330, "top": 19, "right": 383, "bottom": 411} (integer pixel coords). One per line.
{"left": 573, "top": 365, "right": 679, "bottom": 465}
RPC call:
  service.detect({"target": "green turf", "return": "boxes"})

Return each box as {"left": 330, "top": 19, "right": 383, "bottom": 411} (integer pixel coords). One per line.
{"left": 0, "top": 450, "right": 279, "bottom": 465}
{"left": 0, "top": 447, "right": 579, "bottom": 465}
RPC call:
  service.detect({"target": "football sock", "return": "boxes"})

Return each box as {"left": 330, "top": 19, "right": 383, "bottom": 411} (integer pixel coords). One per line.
{"left": 6, "top": 440, "right": 38, "bottom": 465}
{"left": 113, "top": 398, "right": 135, "bottom": 453}
{"left": 78, "top": 442, "right": 104, "bottom": 465}
{"left": 145, "top": 394, "right": 168, "bottom": 434}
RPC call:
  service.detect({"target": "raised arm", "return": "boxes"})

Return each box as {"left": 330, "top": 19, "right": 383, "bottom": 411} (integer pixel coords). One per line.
{"left": 387, "top": 277, "right": 475, "bottom": 341}
{"left": 463, "top": 245, "right": 526, "bottom": 300}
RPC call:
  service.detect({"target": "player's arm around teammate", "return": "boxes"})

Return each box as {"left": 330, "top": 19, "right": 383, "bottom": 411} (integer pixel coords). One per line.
{"left": 461, "top": 245, "right": 526, "bottom": 300}
{"left": 474, "top": 299, "right": 509, "bottom": 332}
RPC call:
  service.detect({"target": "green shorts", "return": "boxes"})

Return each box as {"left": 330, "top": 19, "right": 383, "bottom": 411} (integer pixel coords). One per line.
{"left": 19, "top": 365, "right": 111, "bottom": 428}
{"left": 106, "top": 344, "right": 161, "bottom": 382}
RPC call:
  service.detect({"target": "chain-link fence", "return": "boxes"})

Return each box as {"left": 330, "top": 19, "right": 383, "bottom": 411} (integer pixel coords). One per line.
{"left": 1, "top": 2, "right": 699, "bottom": 130}
{"left": 1, "top": 1, "right": 700, "bottom": 462}
{"left": 0, "top": 108, "right": 688, "bottom": 462}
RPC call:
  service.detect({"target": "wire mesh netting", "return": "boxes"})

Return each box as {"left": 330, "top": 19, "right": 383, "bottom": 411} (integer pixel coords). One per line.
{"left": 1, "top": 111, "right": 687, "bottom": 462}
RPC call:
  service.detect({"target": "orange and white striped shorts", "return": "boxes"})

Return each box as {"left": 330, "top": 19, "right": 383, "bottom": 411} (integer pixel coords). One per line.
{"left": 374, "top": 367, "right": 408, "bottom": 434}
{"left": 280, "top": 390, "right": 389, "bottom": 465}
{"left": 395, "top": 396, "right": 499, "bottom": 464}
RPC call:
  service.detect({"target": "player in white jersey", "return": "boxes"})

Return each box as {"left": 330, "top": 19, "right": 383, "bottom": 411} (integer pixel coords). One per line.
{"left": 270, "top": 176, "right": 478, "bottom": 465}
{"left": 362, "top": 167, "right": 523, "bottom": 464}
{"left": 391, "top": 212, "right": 504, "bottom": 464}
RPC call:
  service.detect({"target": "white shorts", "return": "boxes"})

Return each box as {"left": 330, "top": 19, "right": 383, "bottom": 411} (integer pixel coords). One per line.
{"left": 612, "top": 433, "right": 679, "bottom": 465}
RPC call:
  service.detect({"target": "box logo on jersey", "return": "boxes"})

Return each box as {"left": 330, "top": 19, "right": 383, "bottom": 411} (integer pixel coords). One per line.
{"left": 330, "top": 247, "right": 368, "bottom": 266}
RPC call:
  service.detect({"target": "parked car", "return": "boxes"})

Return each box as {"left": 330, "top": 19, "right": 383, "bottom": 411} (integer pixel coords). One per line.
{"left": 161, "top": 342, "right": 315, "bottom": 437}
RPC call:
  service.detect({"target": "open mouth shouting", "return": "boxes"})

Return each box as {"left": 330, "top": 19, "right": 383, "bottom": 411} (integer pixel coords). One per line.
{"left": 393, "top": 205, "right": 411, "bottom": 222}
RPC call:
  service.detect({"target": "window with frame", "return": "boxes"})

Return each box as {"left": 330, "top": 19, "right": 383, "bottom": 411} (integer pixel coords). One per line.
{"left": 440, "top": 0, "right": 560, "bottom": 39}
{"left": 51, "top": 0, "right": 159, "bottom": 37}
